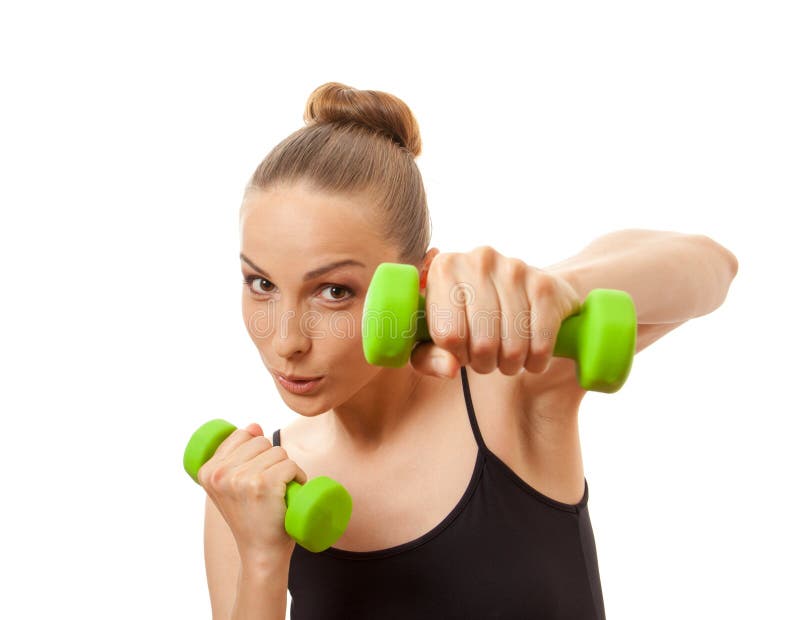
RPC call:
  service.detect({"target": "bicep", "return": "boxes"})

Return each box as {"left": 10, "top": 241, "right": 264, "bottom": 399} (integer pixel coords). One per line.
{"left": 204, "top": 495, "right": 241, "bottom": 620}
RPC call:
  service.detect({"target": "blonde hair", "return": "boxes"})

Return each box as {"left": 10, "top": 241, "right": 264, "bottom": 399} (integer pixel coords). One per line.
{"left": 245, "top": 82, "right": 432, "bottom": 263}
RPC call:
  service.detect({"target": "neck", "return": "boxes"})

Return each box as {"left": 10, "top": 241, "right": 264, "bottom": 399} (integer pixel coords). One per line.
{"left": 325, "top": 365, "right": 438, "bottom": 455}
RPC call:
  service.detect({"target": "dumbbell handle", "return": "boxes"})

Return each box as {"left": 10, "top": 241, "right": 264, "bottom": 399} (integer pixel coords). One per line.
{"left": 408, "top": 291, "right": 599, "bottom": 354}
{"left": 409, "top": 288, "right": 636, "bottom": 393}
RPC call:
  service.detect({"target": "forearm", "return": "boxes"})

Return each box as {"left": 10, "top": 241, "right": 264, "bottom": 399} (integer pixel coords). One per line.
{"left": 545, "top": 229, "right": 739, "bottom": 324}
{"left": 229, "top": 557, "right": 290, "bottom": 620}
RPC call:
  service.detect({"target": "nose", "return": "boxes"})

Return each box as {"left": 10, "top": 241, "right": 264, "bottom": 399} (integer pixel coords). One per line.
{"left": 273, "top": 308, "right": 312, "bottom": 359}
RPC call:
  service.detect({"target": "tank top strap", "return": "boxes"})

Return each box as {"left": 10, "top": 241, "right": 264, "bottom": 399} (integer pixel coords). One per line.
{"left": 272, "top": 428, "right": 281, "bottom": 447}
{"left": 459, "top": 365, "right": 489, "bottom": 453}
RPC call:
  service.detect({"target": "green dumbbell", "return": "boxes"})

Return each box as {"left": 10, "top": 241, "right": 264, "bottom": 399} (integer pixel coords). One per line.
{"left": 183, "top": 418, "right": 352, "bottom": 553}
{"left": 362, "top": 262, "right": 637, "bottom": 394}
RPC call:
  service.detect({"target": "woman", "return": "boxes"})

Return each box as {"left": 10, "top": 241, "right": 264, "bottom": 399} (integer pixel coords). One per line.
{"left": 198, "top": 82, "right": 738, "bottom": 619}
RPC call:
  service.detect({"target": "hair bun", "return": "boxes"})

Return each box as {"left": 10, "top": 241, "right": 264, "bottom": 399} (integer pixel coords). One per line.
{"left": 303, "top": 82, "right": 422, "bottom": 157}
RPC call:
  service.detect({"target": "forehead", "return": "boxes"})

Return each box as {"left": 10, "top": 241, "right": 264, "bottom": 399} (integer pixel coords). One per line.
{"left": 240, "top": 183, "right": 384, "bottom": 255}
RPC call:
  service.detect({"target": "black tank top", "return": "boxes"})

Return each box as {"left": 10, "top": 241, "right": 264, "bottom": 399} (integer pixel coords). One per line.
{"left": 272, "top": 366, "right": 606, "bottom": 619}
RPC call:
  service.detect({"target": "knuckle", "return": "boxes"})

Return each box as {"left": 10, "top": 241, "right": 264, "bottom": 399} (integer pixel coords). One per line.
{"left": 431, "top": 252, "right": 455, "bottom": 274}
{"left": 270, "top": 446, "right": 288, "bottom": 461}
{"left": 531, "top": 344, "right": 554, "bottom": 369}
{"left": 265, "top": 458, "right": 291, "bottom": 483}
{"left": 228, "top": 468, "right": 246, "bottom": 490}
{"left": 289, "top": 460, "right": 304, "bottom": 479}
{"left": 505, "top": 258, "right": 528, "bottom": 283}
{"left": 436, "top": 332, "right": 463, "bottom": 354}
{"left": 498, "top": 358, "right": 523, "bottom": 375}
{"left": 531, "top": 272, "right": 556, "bottom": 296}
{"left": 529, "top": 336, "right": 551, "bottom": 357}
{"left": 208, "top": 464, "right": 228, "bottom": 491}
{"left": 253, "top": 435, "right": 270, "bottom": 448}
{"left": 471, "top": 337, "right": 497, "bottom": 358}
{"left": 499, "top": 363, "right": 521, "bottom": 376}
{"left": 246, "top": 476, "right": 267, "bottom": 497}
{"left": 503, "top": 342, "right": 528, "bottom": 364}
{"left": 470, "top": 245, "right": 496, "bottom": 270}
{"left": 499, "top": 349, "right": 527, "bottom": 375}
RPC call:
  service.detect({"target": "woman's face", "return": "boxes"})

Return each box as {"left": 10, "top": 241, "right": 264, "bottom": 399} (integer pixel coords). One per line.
{"left": 239, "top": 180, "right": 405, "bottom": 416}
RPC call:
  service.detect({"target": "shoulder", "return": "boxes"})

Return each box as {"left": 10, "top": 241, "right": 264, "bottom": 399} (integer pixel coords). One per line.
{"left": 271, "top": 415, "right": 316, "bottom": 456}
{"left": 468, "top": 319, "right": 689, "bottom": 504}
{"left": 463, "top": 362, "right": 588, "bottom": 505}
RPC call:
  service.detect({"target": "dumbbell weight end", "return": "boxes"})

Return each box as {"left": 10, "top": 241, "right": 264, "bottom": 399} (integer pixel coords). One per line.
{"left": 551, "top": 288, "right": 637, "bottom": 393}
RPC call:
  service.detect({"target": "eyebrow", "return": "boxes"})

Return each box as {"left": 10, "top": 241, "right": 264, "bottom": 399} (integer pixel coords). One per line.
{"left": 240, "top": 253, "right": 367, "bottom": 282}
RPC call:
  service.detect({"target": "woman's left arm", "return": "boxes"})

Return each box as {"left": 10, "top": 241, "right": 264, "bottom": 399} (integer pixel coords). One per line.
{"left": 410, "top": 230, "right": 738, "bottom": 383}
{"left": 545, "top": 228, "right": 739, "bottom": 325}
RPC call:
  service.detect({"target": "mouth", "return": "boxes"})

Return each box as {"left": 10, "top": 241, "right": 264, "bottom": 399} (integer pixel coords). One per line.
{"left": 272, "top": 371, "right": 325, "bottom": 395}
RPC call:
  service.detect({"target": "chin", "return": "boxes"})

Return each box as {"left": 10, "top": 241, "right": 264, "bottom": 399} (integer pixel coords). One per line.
{"left": 286, "top": 403, "right": 329, "bottom": 418}
{"left": 273, "top": 388, "right": 330, "bottom": 417}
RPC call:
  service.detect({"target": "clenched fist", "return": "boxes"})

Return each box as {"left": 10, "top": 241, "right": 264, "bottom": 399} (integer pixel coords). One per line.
{"left": 410, "top": 246, "right": 582, "bottom": 378}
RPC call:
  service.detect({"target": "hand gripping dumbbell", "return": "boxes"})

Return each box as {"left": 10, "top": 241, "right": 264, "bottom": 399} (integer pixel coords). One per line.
{"left": 183, "top": 419, "right": 352, "bottom": 553}
{"left": 361, "top": 262, "right": 637, "bottom": 394}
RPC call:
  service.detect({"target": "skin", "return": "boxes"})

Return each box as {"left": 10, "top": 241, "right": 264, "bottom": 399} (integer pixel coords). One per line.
{"left": 239, "top": 178, "right": 447, "bottom": 455}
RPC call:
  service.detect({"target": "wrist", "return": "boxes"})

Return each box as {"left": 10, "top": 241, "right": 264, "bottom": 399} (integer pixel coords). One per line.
{"left": 547, "top": 263, "right": 586, "bottom": 302}
{"left": 239, "top": 547, "right": 293, "bottom": 577}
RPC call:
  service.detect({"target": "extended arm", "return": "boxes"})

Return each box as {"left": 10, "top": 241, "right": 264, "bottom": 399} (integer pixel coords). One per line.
{"left": 545, "top": 228, "right": 739, "bottom": 325}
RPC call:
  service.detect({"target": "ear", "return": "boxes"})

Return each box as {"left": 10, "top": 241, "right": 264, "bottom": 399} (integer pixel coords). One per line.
{"left": 419, "top": 247, "right": 440, "bottom": 289}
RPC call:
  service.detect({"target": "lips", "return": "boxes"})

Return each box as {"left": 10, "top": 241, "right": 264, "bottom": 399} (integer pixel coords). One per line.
{"left": 273, "top": 371, "right": 324, "bottom": 395}
{"left": 274, "top": 371, "right": 322, "bottom": 382}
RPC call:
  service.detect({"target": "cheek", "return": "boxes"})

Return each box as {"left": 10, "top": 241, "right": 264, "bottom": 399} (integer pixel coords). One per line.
{"left": 297, "top": 313, "right": 364, "bottom": 372}
{"left": 241, "top": 298, "right": 251, "bottom": 334}
{"left": 241, "top": 298, "right": 273, "bottom": 344}
{"left": 323, "top": 310, "right": 361, "bottom": 345}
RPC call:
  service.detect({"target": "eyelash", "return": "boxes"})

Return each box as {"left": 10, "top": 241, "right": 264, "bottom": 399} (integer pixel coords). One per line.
{"left": 242, "top": 275, "right": 355, "bottom": 303}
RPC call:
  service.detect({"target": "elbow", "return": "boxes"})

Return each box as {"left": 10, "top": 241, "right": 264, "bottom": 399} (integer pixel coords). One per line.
{"left": 693, "top": 234, "right": 739, "bottom": 312}
{"left": 725, "top": 246, "right": 739, "bottom": 280}
{"left": 697, "top": 234, "right": 739, "bottom": 280}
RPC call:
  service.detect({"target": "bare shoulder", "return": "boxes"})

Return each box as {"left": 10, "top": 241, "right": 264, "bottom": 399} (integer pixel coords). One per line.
{"left": 464, "top": 362, "right": 588, "bottom": 505}
{"left": 477, "top": 318, "right": 692, "bottom": 505}
{"left": 272, "top": 415, "right": 316, "bottom": 456}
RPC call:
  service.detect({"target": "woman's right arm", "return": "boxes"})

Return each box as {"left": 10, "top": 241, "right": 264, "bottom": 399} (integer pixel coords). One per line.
{"left": 200, "top": 423, "right": 306, "bottom": 620}
{"left": 205, "top": 494, "right": 291, "bottom": 620}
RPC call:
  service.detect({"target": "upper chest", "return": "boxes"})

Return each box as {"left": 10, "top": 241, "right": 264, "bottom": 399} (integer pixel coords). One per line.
{"left": 278, "top": 366, "right": 584, "bottom": 552}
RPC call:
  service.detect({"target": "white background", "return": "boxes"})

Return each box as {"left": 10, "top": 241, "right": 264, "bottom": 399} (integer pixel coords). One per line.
{"left": 1, "top": 1, "right": 797, "bottom": 618}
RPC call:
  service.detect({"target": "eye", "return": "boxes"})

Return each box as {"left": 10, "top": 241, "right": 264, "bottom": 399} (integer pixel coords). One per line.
{"left": 319, "top": 284, "right": 354, "bottom": 302}
{"left": 243, "top": 275, "right": 275, "bottom": 295}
